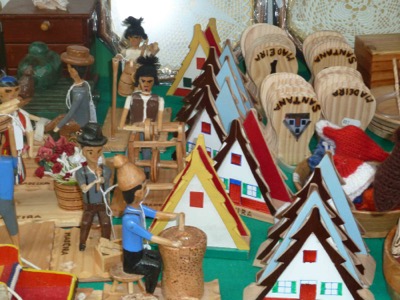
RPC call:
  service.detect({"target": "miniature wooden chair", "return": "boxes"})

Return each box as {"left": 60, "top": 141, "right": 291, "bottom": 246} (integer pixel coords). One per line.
{"left": 109, "top": 262, "right": 146, "bottom": 295}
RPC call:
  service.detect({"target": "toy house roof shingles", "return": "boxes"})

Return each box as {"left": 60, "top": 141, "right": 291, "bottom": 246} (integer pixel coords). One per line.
{"left": 185, "top": 85, "right": 227, "bottom": 152}
{"left": 214, "top": 118, "right": 276, "bottom": 216}
{"left": 175, "top": 63, "right": 220, "bottom": 123}
{"left": 150, "top": 135, "right": 251, "bottom": 253}
{"left": 204, "top": 18, "right": 222, "bottom": 56}
{"left": 242, "top": 109, "right": 292, "bottom": 203}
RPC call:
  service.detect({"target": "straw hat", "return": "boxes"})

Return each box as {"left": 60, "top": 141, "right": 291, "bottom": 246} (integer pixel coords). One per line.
{"left": 113, "top": 154, "right": 146, "bottom": 191}
{"left": 61, "top": 45, "right": 94, "bottom": 66}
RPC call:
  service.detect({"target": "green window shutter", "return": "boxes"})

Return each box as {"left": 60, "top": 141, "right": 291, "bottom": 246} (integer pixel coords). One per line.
{"left": 243, "top": 183, "right": 248, "bottom": 195}
{"left": 338, "top": 283, "right": 343, "bottom": 295}
{"left": 291, "top": 281, "right": 296, "bottom": 293}
{"left": 320, "top": 282, "right": 326, "bottom": 295}
{"left": 272, "top": 282, "right": 279, "bottom": 293}
{"left": 256, "top": 187, "right": 261, "bottom": 198}
{"left": 224, "top": 178, "right": 229, "bottom": 190}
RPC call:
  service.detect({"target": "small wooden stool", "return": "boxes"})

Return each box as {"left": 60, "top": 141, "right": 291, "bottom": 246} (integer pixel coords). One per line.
{"left": 109, "top": 262, "right": 146, "bottom": 295}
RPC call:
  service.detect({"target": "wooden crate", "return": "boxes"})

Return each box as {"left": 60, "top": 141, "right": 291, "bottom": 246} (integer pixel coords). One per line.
{"left": 354, "top": 33, "right": 400, "bottom": 88}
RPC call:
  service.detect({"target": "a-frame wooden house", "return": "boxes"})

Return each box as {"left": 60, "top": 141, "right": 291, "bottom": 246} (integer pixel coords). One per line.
{"left": 167, "top": 18, "right": 222, "bottom": 97}
{"left": 185, "top": 85, "right": 227, "bottom": 158}
{"left": 244, "top": 186, "right": 374, "bottom": 300}
{"left": 150, "top": 135, "right": 251, "bottom": 259}
{"left": 167, "top": 23, "right": 210, "bottom": 96}
{"left": 243, "top": 109, "right": 293, "bottom": 205}
{"left": 214, "top": 118, "right": 276, "bottom": 222}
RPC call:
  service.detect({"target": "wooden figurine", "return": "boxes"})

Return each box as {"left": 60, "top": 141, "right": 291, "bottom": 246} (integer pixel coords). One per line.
{"left": 52, "top": 45, "right": 97, "bottom": 135}
{"left": 119, "top": 55, "right": 165, "bottom": 177}
{"left": 75, "top": 123, "right": 111, "bottom": 251}
{"left": 150, "top": 135, "right": 251, "bottom": 259}
{"left": 0, "top": 155, "right": 20, "bottom": 247}
{"left": 114, "top": 16, "right": 159, "bottom": 97}
{"left": 119, "top": 56, "right": 164, "bottom": 131}
{"left": 0, "top": 75, "right": 36, "bottom": 158}
{"left": 113, "top": 154, "right": 182, "bottom": 295}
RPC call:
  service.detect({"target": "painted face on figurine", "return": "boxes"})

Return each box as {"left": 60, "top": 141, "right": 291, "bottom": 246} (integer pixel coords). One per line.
{"left": 128, "top": 35, "right": 143, "bottom": 48}
{"left": 139, "top": 76, "right": 154, "bottom": 94}
{"left": 82, "top": 146, "right": 103, "bottom": 166}
{"left": 0, "top": 85, "right": 20, "bottom": 102}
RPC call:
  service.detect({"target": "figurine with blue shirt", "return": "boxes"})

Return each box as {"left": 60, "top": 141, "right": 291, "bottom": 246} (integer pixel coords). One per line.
{"left": 114, "top": 154, "right": 182, "bottom": 295}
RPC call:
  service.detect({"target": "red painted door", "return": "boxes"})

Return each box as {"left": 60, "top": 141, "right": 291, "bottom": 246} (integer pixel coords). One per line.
{"left": 229, "top": 180, "right": 241, "bottom": 204}
{"left": 299, "top": 284, "right": 316, "bottom": 300}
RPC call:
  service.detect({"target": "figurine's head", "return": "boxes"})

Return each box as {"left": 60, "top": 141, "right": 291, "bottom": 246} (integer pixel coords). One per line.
{"left": 61, "top": 45, "right": 94, "bottom": 80}
{"left": 134, "top": 55, "right": 160, "bottom": 91}
{"left": 122, "top": 16, "right": 148, "bottom": 47}
{"left": 113, "top": 154, "right": 146, "bottom": 205}
{"left": 77, "top": 123, "right": 108, "bottom": 165}
{"left": 0, "top": 76, "right": 19, "bottom": 103}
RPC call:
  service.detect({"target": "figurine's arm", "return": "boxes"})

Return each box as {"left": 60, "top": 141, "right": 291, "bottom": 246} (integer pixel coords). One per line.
{"left": 155, "top": 211, "right": 181, "bottom": 221}
{"left": 150, "top": 235, "right": 181, "bottom": 248}
{"left": 18, "top": 108, "right": 34, "bottom": 158}
{"left": 119, "top": 95, "right": 132, "bottom": 129}
{"left": 80, "top": 177, "right": 104, "bottom": 193}
{"left": 54, "top": 88, "right": 85, "bottom": 131}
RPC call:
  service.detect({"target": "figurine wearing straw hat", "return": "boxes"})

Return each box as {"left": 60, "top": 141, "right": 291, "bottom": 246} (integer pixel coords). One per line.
{"left": 52, "top": 45, "right": 97, "bottom": 134}
{"left": 75, "top": 123, "right": 111, "bottom": 251}
{"left": 114, "top": 154, "right": 182, "bottom": 295}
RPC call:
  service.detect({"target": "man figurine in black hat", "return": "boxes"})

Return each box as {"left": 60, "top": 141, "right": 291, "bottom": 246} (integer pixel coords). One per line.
{"left": 76, "top": 122, "right": 111, "bottom": 251}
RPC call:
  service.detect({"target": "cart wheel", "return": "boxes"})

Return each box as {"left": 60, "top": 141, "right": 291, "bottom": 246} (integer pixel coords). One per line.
{"left": 150, "top": 148, "right": 160, "bottom": 182}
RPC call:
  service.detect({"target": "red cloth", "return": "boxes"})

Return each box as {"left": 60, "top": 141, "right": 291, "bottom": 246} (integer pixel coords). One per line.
{"left": 323, "top": 125, "right": 389, "bottom": 162}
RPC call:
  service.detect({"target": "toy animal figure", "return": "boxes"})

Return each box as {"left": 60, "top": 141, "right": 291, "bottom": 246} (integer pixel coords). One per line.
{"left": 75, "top": 123, "right": 111, "bottom": 251}
{"left": 32, "top": 0, "right": 68, "bottom": 10}
{"left": 114, "top": 16, "right": 159, "bottom": 96}
{"left": 113, "top": 154, "right": 182, "bottom": 295}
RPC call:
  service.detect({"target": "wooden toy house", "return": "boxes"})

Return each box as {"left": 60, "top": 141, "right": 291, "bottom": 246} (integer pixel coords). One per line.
{"left": 150, "top": 135, "right": 251, "bottom": 259}
{"left": 245, "top": 186, "right": 374, "bottom": 300}
{"left": 185, "top": 85, "right": 227, "bottom": 158}
{"left": 167, "top": 23, "right": 210, "bottom": 96}
{"left": 214, "top": 119, "right": 276, "bottom": 221}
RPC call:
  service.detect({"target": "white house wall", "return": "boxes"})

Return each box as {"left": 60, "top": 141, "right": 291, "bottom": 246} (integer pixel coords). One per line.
{"left": 162, "top": 174, "right": 237, "bottom": 249}
{"left": 187, "top": 110, "right": 222, "bottom": 157}
{"left": 217, "top": 141, "right": 263, "bottom": 204}
{"left": 176, "top": 46, "right": 207, "bottom": 91}
{"left": 265, "top": 233, "right": 354, "bottom": 299}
